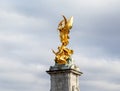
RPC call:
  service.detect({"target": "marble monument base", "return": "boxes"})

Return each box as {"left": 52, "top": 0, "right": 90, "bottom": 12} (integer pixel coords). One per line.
{"left": 46, "top": 64, "right": 83, "bottom": 91}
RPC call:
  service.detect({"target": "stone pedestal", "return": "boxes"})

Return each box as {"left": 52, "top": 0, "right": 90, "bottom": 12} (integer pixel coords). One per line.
{"left": 46, "top": 65, "right": 83, "bottom": 91}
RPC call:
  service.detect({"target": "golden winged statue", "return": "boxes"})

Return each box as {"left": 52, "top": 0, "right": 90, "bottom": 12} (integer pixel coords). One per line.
{"left": 53, "top": 15, "right": 74, "bottom": 65}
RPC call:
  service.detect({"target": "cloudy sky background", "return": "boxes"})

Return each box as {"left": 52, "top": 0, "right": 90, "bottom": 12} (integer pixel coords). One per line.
{"left": 0, "top": 0, "right": 120, "bottom": 91}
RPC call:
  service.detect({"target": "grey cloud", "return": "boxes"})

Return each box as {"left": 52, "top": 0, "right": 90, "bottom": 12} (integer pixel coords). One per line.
{"left": 0, "top": 57, "right": 49, "bottom": 91}
{"left": 71, "top": 10, "right": 120, "bottom": 58}
{"left": 73, "top": 55, "right": 120, "bottom": 91}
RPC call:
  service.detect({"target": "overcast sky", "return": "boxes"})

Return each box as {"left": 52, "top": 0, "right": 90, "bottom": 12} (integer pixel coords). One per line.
{"left": 0, "top": 0, "right": 120, "bottom": 91}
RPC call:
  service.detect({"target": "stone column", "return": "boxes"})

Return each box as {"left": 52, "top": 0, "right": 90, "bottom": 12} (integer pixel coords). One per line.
{"left": 46, "top": 65, "right": 83, "bottom": 91}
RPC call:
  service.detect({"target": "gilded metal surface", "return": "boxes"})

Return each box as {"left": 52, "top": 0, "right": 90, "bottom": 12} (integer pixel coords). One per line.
{"left": 53, "top": 15, "right": 74, "bottom": 64}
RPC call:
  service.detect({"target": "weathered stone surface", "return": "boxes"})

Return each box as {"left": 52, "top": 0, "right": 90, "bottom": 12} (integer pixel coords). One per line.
{"left": 46, "top": 66, "right": 82, "bottom": 91}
